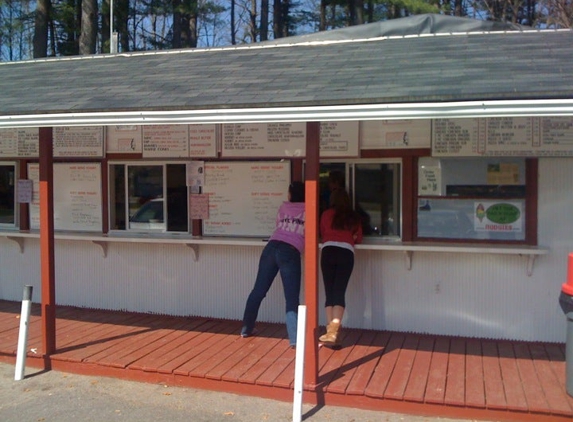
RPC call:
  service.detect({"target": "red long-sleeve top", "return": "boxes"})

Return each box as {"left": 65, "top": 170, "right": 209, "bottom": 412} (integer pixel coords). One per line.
{"left": 320, "top": 208, "right": 363, "bottom": 247}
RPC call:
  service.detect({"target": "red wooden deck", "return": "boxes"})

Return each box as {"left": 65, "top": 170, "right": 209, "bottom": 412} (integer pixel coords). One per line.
{"left": 1, "top": 299, "right": 571, "bottom": 422}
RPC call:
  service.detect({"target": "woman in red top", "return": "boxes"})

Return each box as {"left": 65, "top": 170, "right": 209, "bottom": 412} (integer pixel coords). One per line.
{"left": 319, "top": 189, "right": 363, "bottom": 347}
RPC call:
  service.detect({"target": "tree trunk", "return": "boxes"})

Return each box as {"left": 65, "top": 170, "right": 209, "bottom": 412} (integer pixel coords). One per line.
{"left": 230, "top": 0, "right": 236, "bottom": 44}
{"left": 249, "top": 0, "right": 257, "bottom": 42}
{"left": 260, "top": 0, "right": 269, "bottom": 41}
{"left": 273, "top": 0, "right": 281, "bottom": 38}
{"left": 79, "top": 0, "right": 97, "bottom": 54}
{"left": 172, "top": 0, "right": 182, "bottom": 48}
{"left": 33, "top": 0, "right": 50, "bottom": 58}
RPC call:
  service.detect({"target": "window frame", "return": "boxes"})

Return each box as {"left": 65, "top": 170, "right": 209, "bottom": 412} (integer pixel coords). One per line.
{"left": 412, "top": 156, "right": 538, "bottom": 245}
{"left": 0, "top": 161, "right": 17, "bottom": 229}
{"left": 312, "top": 157, "right": 404, "bottom": 240}
{"left": 108, "top": 161, "right": 189, "bottom": 234}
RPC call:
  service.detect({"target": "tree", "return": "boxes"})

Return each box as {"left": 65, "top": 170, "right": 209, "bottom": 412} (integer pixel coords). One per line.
{"left": 79, "top": 0, "right": 97, "bottom": 54}
{"left": 33, "top": 0, "right": 50, "bottom": 57}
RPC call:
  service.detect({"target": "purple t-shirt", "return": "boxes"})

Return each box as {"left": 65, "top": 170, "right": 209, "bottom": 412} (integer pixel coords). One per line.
{"left": 269, "top": 201, "right": 305, "bottom": 253}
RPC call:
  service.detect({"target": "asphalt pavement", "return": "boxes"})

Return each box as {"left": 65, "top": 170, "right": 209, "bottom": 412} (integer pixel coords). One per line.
{"left": 0, "top": 362, "right": 494, "bottom": 422}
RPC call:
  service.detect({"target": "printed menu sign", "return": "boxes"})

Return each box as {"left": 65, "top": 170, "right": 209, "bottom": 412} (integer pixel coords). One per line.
{"left": 222, "top": 122, "right": 359, "bottom": 157}
{"left": 432, "top": 117, "right": 573, "bottom": 157}
{"left": 106, "top": 126, "right": 143, "bottom": 153}
{"left": 320, "top": 121, "right": 359, "bottom": 156}
{"left": 54, "top": 127, "right": 104, "bottom": 157}
{"left": 223, "top": 123, "right": 306, "bottom": 157}
{"left": 202, "top": 161, "right": 289, "bottom": 236}
{"left": 0, "top": 128, "right": 39, "bottom": 157}
{"left": 188, "top": 124, "right": 217, "bottom": 157}
{"left": 361, "top": 120, "right": 432, "bottom": 149}
{"left": 143, "top": 125, "right": 189, "bottom": 157}
{"left": 28, "top": 163, "right": 102, "bottom": 232}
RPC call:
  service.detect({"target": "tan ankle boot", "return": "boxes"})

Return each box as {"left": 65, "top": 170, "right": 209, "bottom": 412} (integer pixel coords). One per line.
{"left": 319, "top": 321, "right": 341, "bottom": 345}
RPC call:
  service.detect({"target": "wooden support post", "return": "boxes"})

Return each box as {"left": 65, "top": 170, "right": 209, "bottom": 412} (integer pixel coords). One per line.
{"left": 39, "top": 127, "right": 56, "bottom": 357}
{"left": 304, "top": 122, "right": 320, "bottom": 388}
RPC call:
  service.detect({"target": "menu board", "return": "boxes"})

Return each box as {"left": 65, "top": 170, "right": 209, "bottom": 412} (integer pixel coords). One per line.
{"left": 106, "top": 126, "right": 143, "bottom": 153}
{"left": 143, "top": 125, "right": 189, "bottom": 157}
{"left": 202, "top": 161, "right": 290, "bottom": 237}
{"left": 320, "top": 121, "right": 360, "bottom": 156}
{"left": 222, "top": 122, "right": 359, "bottom": 157}
{"left": 361, "top": 119, "right": 432, "bottom": 149}
{"left": 188, "top": 124, "right": 217, "bottom": 157}
{"left": 0, "top": 128, "right": 39, "bottom": 157}
{"left": 222, "top": 123, "right": 305, "bottom": 157}
{"left": 28, "top": 163, "right": 102, "bottom": 232}
{"left": 432, "top": 117, "right": 573, "bottom": 157}
{"left": 54, "top": 127, "right": 104, "bottom": 157}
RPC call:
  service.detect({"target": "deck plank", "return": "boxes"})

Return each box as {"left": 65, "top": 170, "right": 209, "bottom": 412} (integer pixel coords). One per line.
{"left": 444, "top": 338, "right": 466, "bottom": 406}
{"left": 513, "top": 342, "right": 550, "bottom": 413}
{"left": 403, "top": 335, "right": 434, "bottom": 402}
{"left": 128, "top": 318, "right": 216, "bottom": 372}
{"left": 465, "top": 338, "right": 485, "bottom": 408}
{"left": 384, "top": 334, "right": 419, "bottom": 400}
{"left": 51, "top": 313, "right": 154, "bottom": 362}
{"left": 318, "top": 329, "right": 363, "bottom": 393}
{"left": 424, "top": 336, "right": 450, "bottom": 404}
{"left": 219, "top": 324, "right": 284, "bottom": 383}
{"left": 496, "top": 341, "right": 528, "bottom": 412}
{"left": 326, "top": 330, "right": 377, "bottom": 395}
{"left": 238, "top": 338, "right": 290, "bottom": 385}
{"left": 255, "top": 346, "right": 296, "bottom": 387}
{"left": 529, "top": 343, "right": 573, "bottom": 415}
{"left": 155, "top": 321, "right": 228, "bottom": 374}
{"left": 364, "top": 332, "right": 405, "bottom": 399}
{"left": 172, "top": 322, "right": 240, "bottom": 377}
{"left": 481, "top": 341, "right": 507, "bottom": 410}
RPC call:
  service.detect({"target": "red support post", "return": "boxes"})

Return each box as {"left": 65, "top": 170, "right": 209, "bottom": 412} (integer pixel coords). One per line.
{"left": 304, "top": 122, "right": 320, "bottom": 388}
{"left": 39, "top": 127, "right": 56, "bottom": 357}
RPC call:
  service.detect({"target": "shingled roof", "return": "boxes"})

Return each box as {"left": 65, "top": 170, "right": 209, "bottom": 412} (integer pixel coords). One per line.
{"left": 0, "top": 14, "right": 572, "bottom": 127}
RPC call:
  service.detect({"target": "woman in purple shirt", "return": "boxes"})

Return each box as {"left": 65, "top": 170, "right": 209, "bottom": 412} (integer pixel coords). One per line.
{"left": 241, "top": 182, "right": 305, "bottom": 347}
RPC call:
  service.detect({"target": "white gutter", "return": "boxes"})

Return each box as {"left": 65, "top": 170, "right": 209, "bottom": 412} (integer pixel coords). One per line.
{"left": 1, "top": 99, "right": 573, "bottom": 128}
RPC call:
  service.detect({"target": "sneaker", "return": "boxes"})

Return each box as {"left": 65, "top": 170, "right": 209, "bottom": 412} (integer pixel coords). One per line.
{"left": 240, "top": 328, "right": 258, "bottom": 338}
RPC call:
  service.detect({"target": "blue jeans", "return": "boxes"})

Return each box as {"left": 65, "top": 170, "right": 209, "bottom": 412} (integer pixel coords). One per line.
{"left": 242, "top": 240, "right": 301, "bottom": 346}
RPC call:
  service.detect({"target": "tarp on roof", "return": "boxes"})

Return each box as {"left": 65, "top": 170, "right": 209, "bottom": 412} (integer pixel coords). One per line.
{"left": 260, "top": 13, "right": 528, "bottom": 45}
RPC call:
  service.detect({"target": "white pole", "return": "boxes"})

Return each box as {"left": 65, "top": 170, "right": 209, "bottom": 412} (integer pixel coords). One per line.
{"left": 292, "top": 305, "right": 306, "bottom": 422}
{"left": 14, "top": 285, "right": 33, "bottom": 381}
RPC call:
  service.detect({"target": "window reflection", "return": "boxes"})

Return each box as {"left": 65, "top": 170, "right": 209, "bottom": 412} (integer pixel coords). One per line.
{"left": 0, "top": 164, "right": 15, "bottom": 225}
{"left": 318, "top": 161, "right": 401, "bottom": 238}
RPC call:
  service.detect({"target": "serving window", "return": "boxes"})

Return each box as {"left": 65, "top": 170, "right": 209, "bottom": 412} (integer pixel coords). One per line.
{"left": 0, "top": 162, "right": 16, "bottom": 227}
{"left": 416, "top": 157, "right": 532, "bottom": 242}
{"left": 318, "top": 160, "right": 402, "bottom": 239}
{"left": 109, "top": 162, "right": 188, "bottom": 233}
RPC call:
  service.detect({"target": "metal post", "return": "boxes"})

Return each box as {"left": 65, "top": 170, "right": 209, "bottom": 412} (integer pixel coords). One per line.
{"left": 110, "top": 0, "right": 116, "bottom": 54}
{"left": 292, "top": 305, "right": 307, "bottom": 422}
{"left": 14, "top": 285, "right": 33, "bottom": 381}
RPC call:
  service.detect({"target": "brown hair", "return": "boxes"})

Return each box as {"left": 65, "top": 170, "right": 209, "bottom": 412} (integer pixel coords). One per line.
{"left": 330, "top": 189, "right": 360, "bottom": 231}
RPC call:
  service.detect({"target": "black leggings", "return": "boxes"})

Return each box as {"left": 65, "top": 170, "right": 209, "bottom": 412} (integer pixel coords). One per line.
{"left": 321, "top": 246, "right": 355, "bottom": 308}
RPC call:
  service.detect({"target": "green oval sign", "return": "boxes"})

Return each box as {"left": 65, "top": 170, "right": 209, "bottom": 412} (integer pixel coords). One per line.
{"left": 485, "top": 203, "right": 520, "bottom": 224}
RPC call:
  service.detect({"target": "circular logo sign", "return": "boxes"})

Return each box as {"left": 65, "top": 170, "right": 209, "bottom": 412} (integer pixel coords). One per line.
{"left": 485, "top": 203, "right": 520, "bottom": 224}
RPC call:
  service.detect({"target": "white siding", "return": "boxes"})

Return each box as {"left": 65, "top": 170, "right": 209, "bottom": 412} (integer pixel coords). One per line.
{"left": 1, "top": 157, "right": 572, "bottom": 343}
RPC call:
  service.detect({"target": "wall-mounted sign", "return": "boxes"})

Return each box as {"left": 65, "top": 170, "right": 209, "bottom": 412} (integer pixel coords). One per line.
{"left": 361, "top": 120, "right": 432, "bottom": 149}
{"left": 433, "top": 117, "right": 573, "bottom": 157}
{"left": 54, "top": 126, "right": 104, "bottom": 157}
